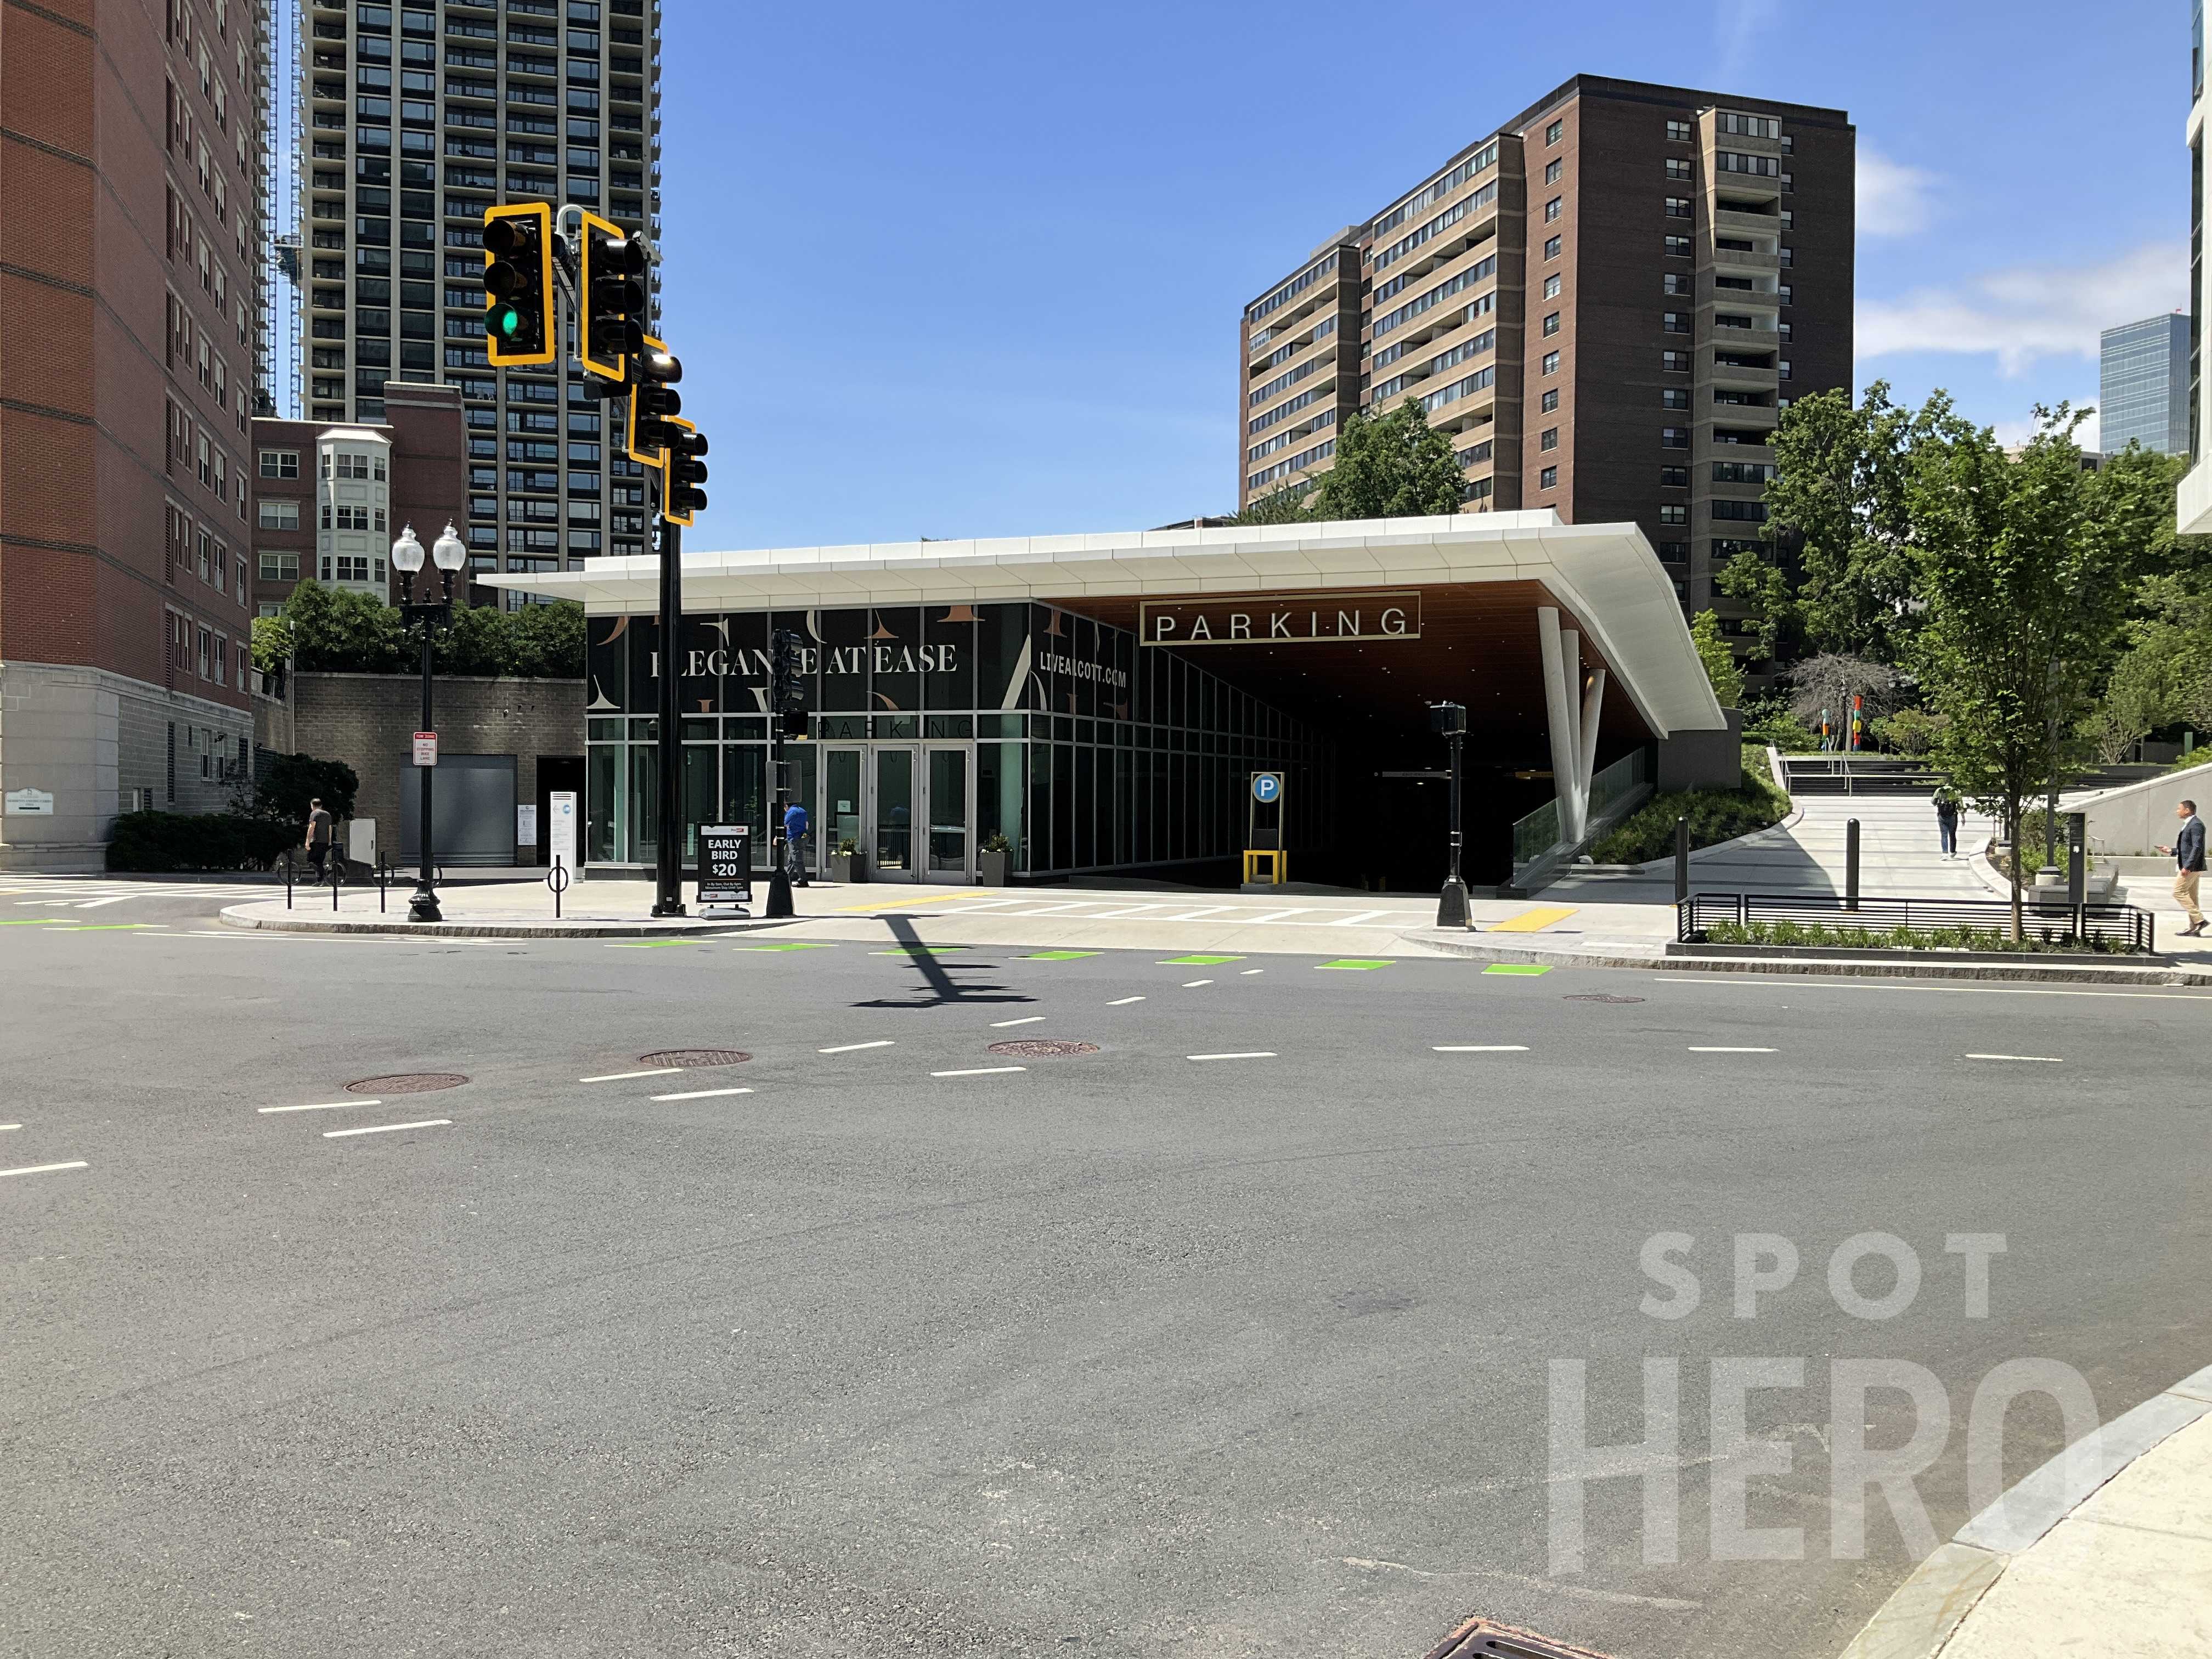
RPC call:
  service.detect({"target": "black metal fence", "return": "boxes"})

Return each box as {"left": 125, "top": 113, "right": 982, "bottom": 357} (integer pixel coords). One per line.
{"left": 1677, "top": 892, "right": 2157, "bottom": 954}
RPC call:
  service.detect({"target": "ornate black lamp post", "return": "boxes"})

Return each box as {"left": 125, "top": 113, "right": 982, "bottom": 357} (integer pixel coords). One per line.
{"left": 391, "top": 521, "right": 469, "bottom": 922}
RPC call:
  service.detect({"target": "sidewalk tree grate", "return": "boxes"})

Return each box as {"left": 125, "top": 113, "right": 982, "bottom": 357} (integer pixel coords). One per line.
{"left": 639, "top": 1049, "right": 752, "bottom": 1069}
{"left": 347, "top": 1073, "right": 467, "bottom": 1095}
{"left": 1563, "top": 994, "right": 1645, "bottom": 1004}
{"left": 1423, "top": 1616, "right": 1617, "bottom": 1659}
{"left": 986, "top": 1040, "right": 1099, "bottom": 1058}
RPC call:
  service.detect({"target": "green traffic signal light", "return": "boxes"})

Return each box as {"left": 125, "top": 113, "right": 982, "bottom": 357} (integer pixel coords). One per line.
{"left": 496, "top": 306, "right": 520, "bottom": 338}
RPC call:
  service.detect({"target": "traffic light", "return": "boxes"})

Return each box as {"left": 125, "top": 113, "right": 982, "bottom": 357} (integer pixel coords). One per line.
{"left": 770, "top": 628, "right": 807, "bottom": 738}
{"left": 577, "top": 210, "right": 647, "bottom": 381}
{"left": 626, "top": 336, "right": 683, "bottom": 462}
{"left": 663, "top": 416, "right": 708, "bottom": 526}
{"left": 481, "top": 203, "right": 554, "bottom": 366}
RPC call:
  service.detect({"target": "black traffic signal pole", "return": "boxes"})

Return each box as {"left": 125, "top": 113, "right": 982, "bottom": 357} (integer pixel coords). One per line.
{"left": 764, "top": 631, "right": 795, "bottom": 919}
{"left": 651, "top": 504, "right": 685, "bottom": 917}
{"left": 1432, "top": 702, "right": 1469, "bottom": 929}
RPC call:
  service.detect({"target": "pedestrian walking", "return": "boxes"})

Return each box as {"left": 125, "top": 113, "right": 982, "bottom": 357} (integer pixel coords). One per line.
{"left": 303, "top": 797, "right": 334, "bottom": 880}
{"left": 1933, "top": 789, "right": 1960, "bottom": 859}
{"left": 2158, "top": 798, "right": 2207, "bottom": 936}
{"left": 783, "top": 798, "right": 810, "bottom": 887}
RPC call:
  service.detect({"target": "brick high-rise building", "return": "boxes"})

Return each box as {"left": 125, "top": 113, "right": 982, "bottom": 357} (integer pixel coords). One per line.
{"left": 1237, "top": 75, "right": 1854, "bottom": 622}
{"left": 294, "top": 0, "right": 662, "bottom": 600}
{"left": 0, "top": 0, "right": 269, "bottom": 866}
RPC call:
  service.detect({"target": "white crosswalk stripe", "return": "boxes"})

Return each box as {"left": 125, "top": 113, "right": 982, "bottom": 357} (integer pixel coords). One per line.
{"left": 0, "top": 877, "right": 274, "bottom": 903}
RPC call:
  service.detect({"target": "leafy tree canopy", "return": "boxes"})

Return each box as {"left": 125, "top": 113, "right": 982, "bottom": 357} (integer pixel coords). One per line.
{"left": 277, "top": 579, "right": 584, "bottom": 678}
{"left": 1689, "top": 610, "right": 1746, "bottom": 708}
{"left": 1231, "top": 396, "right": 1464, "bottom": 525}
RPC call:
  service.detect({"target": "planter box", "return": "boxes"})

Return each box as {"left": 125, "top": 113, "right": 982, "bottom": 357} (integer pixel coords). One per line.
{"left": 1667, "top": 940, "right": 2162, "bottom": 967}
{"left": 828, "top": 851, "right": 866, "bottom": 883}
{"left": 977, "top": 849, "right": 1009, "bottom": 887}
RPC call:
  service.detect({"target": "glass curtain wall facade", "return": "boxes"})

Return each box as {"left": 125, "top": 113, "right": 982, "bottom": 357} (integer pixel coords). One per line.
{"left": 299, "top": 0, "right": 661, "bottom": 603}
{"left": 584, "top": 603, "right": 1330, "bottom": 878}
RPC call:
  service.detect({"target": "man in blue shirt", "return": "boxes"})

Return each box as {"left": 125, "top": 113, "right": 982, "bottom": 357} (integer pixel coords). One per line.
{"left": 783, "top": 799, "right": 810, "bottom": 888}
{"left": 2160, "top": 799, "right": 2206, "bottom": 935}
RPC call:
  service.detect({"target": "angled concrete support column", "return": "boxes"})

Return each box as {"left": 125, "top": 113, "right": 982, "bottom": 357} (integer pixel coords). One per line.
{"left": 1536, "top": 607, "right": 1584, "bottom": 843}
{"left": 1579, "top": 667, "right": 1607, "bottom": 823}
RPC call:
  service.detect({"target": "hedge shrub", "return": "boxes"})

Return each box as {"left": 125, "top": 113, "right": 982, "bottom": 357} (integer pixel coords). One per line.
{"left": 106, "top": 811, "right": 298, "bottom": 873}
{"left": 1588, "top": 746, "right": 1791, "bottom": 865}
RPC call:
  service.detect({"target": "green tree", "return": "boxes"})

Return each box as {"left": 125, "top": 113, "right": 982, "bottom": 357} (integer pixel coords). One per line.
{"left": 509, "top": 599, "right": 586, "bottom": 677}
{"left": 246, "top": 752, "right": 359, "bottom": 822}
{"left": 283, "top": 579, "right": 409, "bottom": 673}
{"left": 1762, "top": 381, "right": 1978, "bottom": 662}
{"left": 250, "top": 614, "right": 293, "bottom": 676}
{"left": 1232, "top": 479, "right": 1321, "bottom": 525}
{"left": 1314, "top": 396, "right": 1465, "bottom": 518}
{"left": 1909, "top": 407, "right": 2136, "bottom": 935}
{"left": 1689, "top": 610, "right": 1746, "bottom": 707}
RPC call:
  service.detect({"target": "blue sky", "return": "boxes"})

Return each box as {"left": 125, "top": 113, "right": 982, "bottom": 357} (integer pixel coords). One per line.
{"left": 657, "top": 0, "right": 2190, "bottom": 550}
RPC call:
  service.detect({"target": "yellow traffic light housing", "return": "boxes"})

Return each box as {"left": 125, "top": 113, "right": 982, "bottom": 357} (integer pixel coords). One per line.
{"left": 577, "top": 210, "right": 647, "bottom": 381}
{"left": 482, "top": 202, "right": 555, "bottom": 367}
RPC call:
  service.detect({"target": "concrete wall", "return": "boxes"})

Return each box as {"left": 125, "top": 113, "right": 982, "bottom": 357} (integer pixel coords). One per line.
{"left": 1656, "top": 707, "right": 1743, "bottom": 791}
{"left": 287, "top": 673, "right": 584, "bottom": 865}
{"left": 2063, "top": 759, "right": 2212, "bottom": 856}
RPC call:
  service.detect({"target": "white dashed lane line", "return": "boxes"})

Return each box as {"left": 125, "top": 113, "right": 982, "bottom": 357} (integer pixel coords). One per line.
{"left": 1107, "top": 996, "right": 1145, "bottom": 1006}
{"left": 932, "top": 1065, "right": 1026, "bottom": 1078}
{"left": 0, "top": 1124, "right": 19, "bottom": 1132}
{"left": 1188, "top": 1052, "right": 1276, "bottom": 1062}
{"left": 323, "top": 1120, "right": 452, "bottom": 1139}
{"left": 1435, "top": 1045, "right": 1531, "bottom": 1053}
{"left": 650, "top": 1087, "right": 755, "bottom": 1102}
{"left": 1, "top": 1160, "right": 88, "bottom": 1178}
{"left": 1182, "top": 979, "right": 1214, "bottom": 988}
{"left": 1689, "top": 1046, "right": 1778, "bottom": 1053}
{"left": 1240, "top": 968, "right": 1265, "bottom": 975}
{"left": 259, "top": 1099, "right": 382, "bottom": 1115}
{"left": 1966, "top": 1053, "right": 2064, "bottom": 1063}
{"left": 991, "top": 1016, "right": 1045, "bottom": 1028}
{"left": 818, "top": 1040, "right": 895, "bottom": 1054}
{"left": 580, "top": 1067, "right": 683, "bottom": 1082}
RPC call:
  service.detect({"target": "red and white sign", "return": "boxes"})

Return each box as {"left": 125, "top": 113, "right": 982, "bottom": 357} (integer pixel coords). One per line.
{"left": 412, "top": 731, "right": 438, "bottom": 767}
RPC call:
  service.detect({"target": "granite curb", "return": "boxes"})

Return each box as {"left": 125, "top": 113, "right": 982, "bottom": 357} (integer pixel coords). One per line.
{"left": 219, "top": 904, "right": 802, "bottom": 940}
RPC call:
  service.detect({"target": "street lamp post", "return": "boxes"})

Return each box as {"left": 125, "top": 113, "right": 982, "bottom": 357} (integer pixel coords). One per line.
{"left": 391, "top": 522, "right": 469, "bottom": 923}
{"left": 1431, "top": 701, "right": 1470, "bottom": 929}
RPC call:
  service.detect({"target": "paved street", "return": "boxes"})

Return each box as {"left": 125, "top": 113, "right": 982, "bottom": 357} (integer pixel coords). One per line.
{"left": 4, "top": 883, "right": 2211, "bottom": 1657}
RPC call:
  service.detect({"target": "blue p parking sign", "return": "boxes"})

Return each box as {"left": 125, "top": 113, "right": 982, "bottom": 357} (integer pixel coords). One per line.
{"left": 1252, "top": 771, "right": 1283, "bottom": 804}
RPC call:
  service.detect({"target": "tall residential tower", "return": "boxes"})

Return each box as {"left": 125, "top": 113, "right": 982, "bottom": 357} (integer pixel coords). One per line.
{"left": 296, "top": 0, "right": 662, "bottom": 599}
{"left": 1238, "top": 76, "right": 1854, "bottom": 624}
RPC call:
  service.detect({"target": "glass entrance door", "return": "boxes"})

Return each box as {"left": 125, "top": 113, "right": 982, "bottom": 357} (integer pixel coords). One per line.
{"left": 873, "top": 747, "right": 918, "bottom": 880}
{"left": 822, "top": 748, "right": 862, "bottom": 872}
{"left": 924, "top": 746, "right": 970, "bottom": 880}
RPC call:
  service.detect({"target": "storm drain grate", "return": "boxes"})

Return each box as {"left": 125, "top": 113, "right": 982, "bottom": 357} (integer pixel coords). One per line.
{"left": 986, "top": 1040, "right": 1099, "bottom": 1059}
{"left": 639, "top": 1049, "right": 752, "bottom": 1069}
{"left": 347, "top": 1073, "right": 468, "bottom": 1095}
{"left": 1562, "top": 994, "right": 1645, "bottom": 1004}
{"left": 1423, "top": 1616, "right": 1618, "bottom": 1659}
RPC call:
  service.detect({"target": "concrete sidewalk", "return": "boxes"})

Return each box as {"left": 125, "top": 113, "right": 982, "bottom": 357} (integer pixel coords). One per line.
{"left": 1839, "top": 1365, "right": 2212, "bottom": 1658}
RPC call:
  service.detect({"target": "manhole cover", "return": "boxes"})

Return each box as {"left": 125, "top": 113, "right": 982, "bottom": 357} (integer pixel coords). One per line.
{"left": 347, "top": 1073, "right": 467, "bottom": 1095}
{"left": 986, "top": 1040, "right": 1099, "bottom": 1059}
{"left": 1425, "top": 1616, "right": 1616, "bottom": 1659}
{"left": 1563, "top": 994, "right": 1645, "bottom": 1004}
{"left": 639, "top": 1048, "right": 752, "bottom": 1069}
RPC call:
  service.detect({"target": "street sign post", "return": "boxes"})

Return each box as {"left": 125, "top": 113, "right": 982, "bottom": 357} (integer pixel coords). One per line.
{"left": 697, "top": 823, "right": 753, "bottom": 910}
{"left": 549, "top": 789, "right": 578, "bottom": 877}
{"left": 411, "top": 731, "right": 438, "bottom": 768}
{"left": 1244, "top": 772, "right": 1287, "bottom": 885}
{"left": 1251, "top": 771, "right": 1282, "bottom": 804}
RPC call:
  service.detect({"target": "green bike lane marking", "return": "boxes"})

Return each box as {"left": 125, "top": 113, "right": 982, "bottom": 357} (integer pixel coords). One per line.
{"left": 1023, "top": 950, "right": 1099, "bottom": 961}
{"left": 1159, "top": 954, "right": 1243, "bottom": 966}
{"left": 733, "top": 941, "right": 838, "bottom": 952}
{"left": 1482, "top": 962, "right": 1552, "bottom": 976}
{"left": 1316, "top": 958, "right": 1393, "bottom": 970}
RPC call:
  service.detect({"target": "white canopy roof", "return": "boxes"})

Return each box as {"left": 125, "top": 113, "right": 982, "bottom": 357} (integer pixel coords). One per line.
{"left": 481, "top": 510, "right": 1726, "bottom": 737}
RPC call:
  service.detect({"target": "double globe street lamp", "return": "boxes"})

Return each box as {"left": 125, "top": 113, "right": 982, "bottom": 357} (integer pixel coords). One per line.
{"left": 390, "top": 522, "right": 470, "bottom": 922}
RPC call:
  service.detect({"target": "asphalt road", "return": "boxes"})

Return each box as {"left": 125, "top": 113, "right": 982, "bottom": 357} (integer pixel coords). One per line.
{"left": 4, "top": 895, "right": 2210, "bottom": 1658}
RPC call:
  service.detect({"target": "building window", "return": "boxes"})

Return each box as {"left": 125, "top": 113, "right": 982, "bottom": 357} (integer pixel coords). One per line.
{"left": 257, "top": 499, "right": 299, "bottom": 530}
{"left": 1662, "top": 388, "right": 1689, "bottom": 409}
{"left": 1539, "top": 427, "right": 1559, "bottom": 452}
{"left": 1544, "top": 273, "right": 1562, "bottom": 300}
{"left": 333, "top": 505, "right": 371, "bottom": 531}
{"left": 333, "top": 554, "right": 371, "bottom": 582}
{"left": 1662, "top": 349, "right": 1690, "bottom": 373}
{"left": 1544, "top": 196, "right": 1562, "bottom": 223}
{"left": 1544, "top": 157, "right": 1563, "bottom": 185}
{"left": 1664, "top": 235, "right": 1692, "bottom": 257}
{"left": 1660, "top": 466, "right": 1690, "bottom": 487}
{"left": 1663, "top": 272, "right": 1690, "bottom": 296}
{"left": 1544, "top": 234, "right": 1562, "bottom": 260}
{"left": 1538, "top": 465, "right": 1558, "bottom": 490}
{"left": 1542, "top": 350, "right": 1560, "bottom": 375}
{"left": 1658, "top": 504, "right": 1688, "bottom": 526}
{"left": 1545, "top": 118, "right": 1564, "bottom": 145}
{"left": 258, "top": 449, "right": 298, "bottom": 478}
{"left": 1658, "top": 541, "right": 1689, "bottom": 563}
{"left": 1664, "top": 196, "right": 1692, "bottom": 219}
{"left": 1661, "top": 427, "right": 1690, "bottom": 448}
{"left": 258, "top": 550, "right": 299, "bottom": 582}
{"left": 1779, "top": 359, "right": 1793, "bottom": 380}
{"left": 1666, "top": 119, "right": 1693, "bottom": 143}
{"left": 1663, "top": 312, "right": 1691, "bottom": 334}
{"left": 1542, "top": 312, "right": 1561, "bottom": 337}
{"left": 1541, "top": 387, "right": 1560, "bottom": 413}
{"left": 1665, "top": 157, "right": 1692, "bottom": 181}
